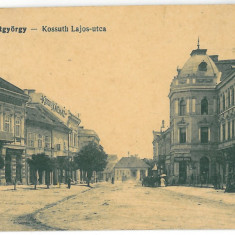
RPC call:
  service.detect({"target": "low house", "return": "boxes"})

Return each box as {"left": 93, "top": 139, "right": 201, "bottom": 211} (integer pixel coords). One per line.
{"left": 114, "top": 156, "right": 149, "bottom": 181}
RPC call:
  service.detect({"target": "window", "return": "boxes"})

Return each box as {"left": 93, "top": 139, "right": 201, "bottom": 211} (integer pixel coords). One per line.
{"left": 198, "top": 61, "right": 207, "bottom": 71}
{"left": 201, "top": 98, "right": 208, "bottom": 115}
{"left": 228, "top": 121, "right": 231, "bottom": 140}
{"left": 232, "top": 88, "right": 234, "bottom": 106}
{"left": 70, "top": 133, "right": 73, "bottom": 146}
{"left": 38, "top": 134, "right": 42, "bottom": 148}
{"left": 45, "top": 136, "right": 50, "bottom": 149}
{"left": 56, "top": 144, "right": 61, "bottom": 151}
{"left": 179, "top": 100, "right": 186, "bottom": 116}
{"left": 222, "top": 124, "right": 226, "bottom": 141}
{"left": 15, "top": 118, "right": 20, "bottom": 137}
{"left": 4, "top": 115, "right": 11, "bottom": 132}
{"left": 74, "top": 134, "right": 76, "bottom": 147}
{"left": 38, "top": 139, "right": 42, "bottom": 148}
{"left": 218, "top": 97, "right": 220, "bottom": 113}
{"left": 228, "top": 89, "right": 231, "bottom": 107}
{"left": 201, "top": 127, "right": 208, "bottom": 143}
{"left": 232, "top": 120, "right": 235, "bottom": 138}
{"left": 28, "top": 133, "right": 34, "bottom": 147}
{"left": 223, "top": 94, "right": 225, "bottom": 111}
{"left": 180, "top": 127, "right": 186, "bottom": 143}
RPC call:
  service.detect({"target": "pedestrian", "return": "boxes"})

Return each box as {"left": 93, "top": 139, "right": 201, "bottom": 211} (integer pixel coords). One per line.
{"left": 111, "top": 176, "right": 114, "bottom": 184}
{"left": 68, "top": 177, "right": 71, "bottom": 189}
{"left": 160, "top": 177, "right": 166, "bottom": 187}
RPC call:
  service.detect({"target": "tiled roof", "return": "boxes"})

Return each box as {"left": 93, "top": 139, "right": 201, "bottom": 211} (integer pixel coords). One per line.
{"left": 114, "top": 156, "right": 150, "bottom": 169}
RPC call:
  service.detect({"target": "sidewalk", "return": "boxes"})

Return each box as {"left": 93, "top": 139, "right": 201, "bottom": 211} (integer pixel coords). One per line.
{"left": 162, "top": 186, "right": 235, "bottom": 205}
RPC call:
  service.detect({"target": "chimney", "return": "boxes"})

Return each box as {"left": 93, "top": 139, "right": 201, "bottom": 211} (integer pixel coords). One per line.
{"left": 24, "top": 89, "right": 36, "bottom": 95}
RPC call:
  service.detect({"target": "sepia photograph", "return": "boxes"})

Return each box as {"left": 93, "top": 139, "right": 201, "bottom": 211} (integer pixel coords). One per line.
{"left": 0, "top": 3, "right": 234, "bottom": 231}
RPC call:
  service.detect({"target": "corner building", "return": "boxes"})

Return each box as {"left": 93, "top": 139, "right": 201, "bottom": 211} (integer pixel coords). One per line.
{"left": 168, "top": 47, "right": 220, "bottom": 184}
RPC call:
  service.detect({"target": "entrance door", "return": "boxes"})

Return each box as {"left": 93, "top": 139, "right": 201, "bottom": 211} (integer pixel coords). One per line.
{"left": 5, "top": 155, "right": 12, "bottom": 183}
{"left": 179, "top": 161, "right": 187, "bottom": 184}
{"left": 16, "top": 156, "right": 22, "bottom": 183}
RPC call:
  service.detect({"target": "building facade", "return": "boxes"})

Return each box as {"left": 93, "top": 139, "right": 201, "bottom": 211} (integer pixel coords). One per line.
{"left": 24, "top": 90, "right": 82, "bottom": 184}
{"left": 0, "top": 78, "right": 29, "bottom": 185}
{"left": 153, "top": 43, "right": 235, "bottom": 186}
{"left": 114, "top": 156, "right": 149, "bottom": 182}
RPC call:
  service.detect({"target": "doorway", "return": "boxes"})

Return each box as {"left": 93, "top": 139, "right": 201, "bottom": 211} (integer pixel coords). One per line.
{"left": 179, "top": 161, "right": 187, "bottom": 184}
{"left": 5, "top": 155, "right": 12, "bottom": 183}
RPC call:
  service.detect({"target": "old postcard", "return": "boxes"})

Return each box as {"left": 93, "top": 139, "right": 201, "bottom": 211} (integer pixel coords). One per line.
{"left": 0, "top": 4, "right": 234, "bottom": 231}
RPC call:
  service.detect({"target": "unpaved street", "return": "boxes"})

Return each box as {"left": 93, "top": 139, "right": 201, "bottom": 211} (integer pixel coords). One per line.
{"left": 0, "top": 182, "right": 235, "bottom": 231}
{"left": 32, "top": 182, "right": 235, "bottom": 230}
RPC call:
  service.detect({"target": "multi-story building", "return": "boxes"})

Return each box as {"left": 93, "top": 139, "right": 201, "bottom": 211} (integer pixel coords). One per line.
{"left": 25, "top": 103, "right": 71, "bottom": 184}
{"left": 153, "top": 128, "right": 171, "bottom": 175}
{"left": 78, "top": 126, "right": 100, "bottom": 149}
{"left": 217, "top": 63, "right": 235, "bottom": 185}
{"left": 0, "top": 77, "right": 29, "bottom": 185}
{"left": 24, "top": 89, "right": 82, "bottom": 184}
{"left": 153, "top": 42, "right": 235, "bottom": 186}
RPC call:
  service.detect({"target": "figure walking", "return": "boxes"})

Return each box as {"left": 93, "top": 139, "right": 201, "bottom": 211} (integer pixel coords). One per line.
{"left": 68, "top": 177, "right": 71, "bottom": 189}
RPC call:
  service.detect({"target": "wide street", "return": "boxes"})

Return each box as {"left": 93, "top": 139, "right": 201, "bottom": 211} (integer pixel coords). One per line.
{"left": 0, "top": 182, "right": 235, "bottom": 231}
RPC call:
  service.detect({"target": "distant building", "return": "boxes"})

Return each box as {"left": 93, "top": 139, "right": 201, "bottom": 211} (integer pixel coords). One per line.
{"left": 152, "top": 128, "right": 171, "bottom": 175}
{"left": 77, "top": 127, "right": 100, "bottom": 149}
{"left": 114, "top": 156, "right": 149, "bottom": 181}
{"left": 99, "top": 154, "right": 118, "bottom": 182}
{"left": 153, "top": 42, "right": 235, "bottom": 186}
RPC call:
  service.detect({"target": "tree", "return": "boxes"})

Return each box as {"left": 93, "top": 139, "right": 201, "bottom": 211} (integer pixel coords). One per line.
{"left": 27, "top": 153, "right": 54, "bottom": 189}
{"left": 143, "top": 158, "right": 156, "bottom": 177}
{"left": 56, "top": 156, "right": 75, "bottom": 185}
{"left": 74, "top": 142, "right": 108, "bottom": 186}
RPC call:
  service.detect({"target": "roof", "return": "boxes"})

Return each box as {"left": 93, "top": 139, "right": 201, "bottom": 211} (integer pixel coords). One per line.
{"left": 78, "top": 128, "right": 100, "bottom": 140}
{"left": 178, "top": 48, "right": 219, "bottom": 79}
{"left": 0, "top": 77, "right": 25, "bottom": 94}
{"left": 26, "top": 104, "right": 70, "bottom": 131}
{"left": 114, "top": 156, "right": 150, "bottom": 169}
{"left": 103, "top": 155, "right": 118, "bottom": 173}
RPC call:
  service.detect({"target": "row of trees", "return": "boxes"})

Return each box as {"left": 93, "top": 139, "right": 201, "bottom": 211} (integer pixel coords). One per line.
{"left": 27, "top": 142, "right": 108, "bottom": 189}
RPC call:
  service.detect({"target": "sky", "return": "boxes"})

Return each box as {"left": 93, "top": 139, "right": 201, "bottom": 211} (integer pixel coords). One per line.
{"left": 0, "top": 5, "right": 235, "bottom": 159}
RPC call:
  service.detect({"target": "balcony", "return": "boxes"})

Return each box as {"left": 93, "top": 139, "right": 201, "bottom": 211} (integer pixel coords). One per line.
{"left": 0, "top": 131, "right": 14, "bottom": 142}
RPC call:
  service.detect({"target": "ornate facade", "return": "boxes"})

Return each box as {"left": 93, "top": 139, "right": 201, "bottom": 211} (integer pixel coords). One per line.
{"left": 153, "top": 43, "right": 235, "bottom": 186}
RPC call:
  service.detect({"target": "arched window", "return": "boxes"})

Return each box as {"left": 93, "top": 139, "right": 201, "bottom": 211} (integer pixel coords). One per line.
{"left": 198, "top": 61, "right": 207, "bottom": 71}
{"left": 201, "top": 98, "right": 208, "bottom": 115}
{"left": 179, "top": 100, "right": 186, "bottom": 116}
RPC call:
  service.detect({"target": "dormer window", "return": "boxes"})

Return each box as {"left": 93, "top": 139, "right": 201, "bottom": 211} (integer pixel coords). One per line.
{"left": 198, "top": 61, "right": 207, "bottom": 71}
